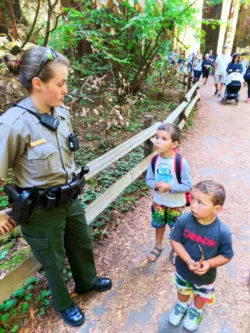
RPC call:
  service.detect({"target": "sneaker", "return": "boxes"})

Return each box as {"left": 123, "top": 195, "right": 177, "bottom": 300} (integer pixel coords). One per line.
{"left": 168, "top": 303, "right": 187, "bottom": 326}
{"left": 217, "top": 93, "right": 221, "bottom": 98}
{"left": 183, "top": 306, "right": 203, "bottom": 332}
{"left": 214, "top": 89, "right": 218, "bottom": 95}
{"left": 246, "top": 98, "right": 250, "bottom": 103}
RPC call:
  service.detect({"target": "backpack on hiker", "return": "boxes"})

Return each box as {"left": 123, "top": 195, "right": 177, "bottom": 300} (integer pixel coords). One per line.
{"left": 244, "top": 67, "right": 250, "bottom": 82}
{"left": 151, "top": 153, "right": 191, "bottom": 207}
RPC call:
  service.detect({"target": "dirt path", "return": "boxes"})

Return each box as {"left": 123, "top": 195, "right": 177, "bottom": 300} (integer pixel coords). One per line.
{"left": 48, "top": 78, "right": 250, "bottom": 333}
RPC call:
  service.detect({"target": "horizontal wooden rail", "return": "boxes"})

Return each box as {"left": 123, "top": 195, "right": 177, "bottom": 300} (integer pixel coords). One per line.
{"left": 0, "top": 83, "right": 201, "bottom": 303}
{"left": 185, "top": 81, "right": 201, "bottom": 102}
{"left": 179, "top": 94, "right": 200, "bottom": 130}
{"left": 164, "top": 101, "right": 188, "bottom": 123}
{"left": 82, "top": 122, "right": 161, "bottom": 180}
{"left": 85, "top": 152, "right": 156, "bottom": 224}
{"left": 0, "top": 255, "right": 41, "bottom": 303}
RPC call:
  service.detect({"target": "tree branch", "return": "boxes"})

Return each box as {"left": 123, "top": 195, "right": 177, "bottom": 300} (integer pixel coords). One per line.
{"left": 49, "top": 13, "right": 63, "bottom": 33}
{"left": 21, "top": 0, "right": 41, "bottom": 48}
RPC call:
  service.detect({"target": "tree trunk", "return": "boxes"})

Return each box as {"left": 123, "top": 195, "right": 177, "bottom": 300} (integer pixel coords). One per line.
{"left": 0, "top": 5, "right": 8, "bottom": 35}
{"left": 13, "top": 0, "right": 22, "bottom": 23}
{"left": 6, "top": 0, "right": 18, "bottom": 39}
{"left": 232, "top": 2, "right": 250, "bottom": 50}
{"left": 43, "top": 0, "right": 59, "bottom": 46}
{"left": 60, "top": 0, "right": 93, "bottom": 56}
{"left": 224, "top": 0, "right": 240, "bottom": 53}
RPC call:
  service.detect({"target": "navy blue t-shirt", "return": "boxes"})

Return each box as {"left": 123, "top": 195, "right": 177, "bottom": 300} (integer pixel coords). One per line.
{"left": 170, "top": 213, "right": 234, "bottom": 285}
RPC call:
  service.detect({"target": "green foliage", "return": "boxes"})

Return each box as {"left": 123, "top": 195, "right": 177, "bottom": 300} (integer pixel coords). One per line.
{"left": 10, "top": 325, "right": 19, "bottom": 333}
{"left": 49, "top": 0, "right": 199, "bottom": 93}
{"left": 0, "top": 248, "right": 30, "bottom": 273}
{"left": 0, "top": 274, "right": 52, "bottom": 331}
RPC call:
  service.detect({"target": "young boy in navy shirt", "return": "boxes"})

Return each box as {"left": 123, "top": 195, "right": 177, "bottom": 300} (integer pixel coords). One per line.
{"left": 169, "top": 180, "right": 234, "bottom": 331}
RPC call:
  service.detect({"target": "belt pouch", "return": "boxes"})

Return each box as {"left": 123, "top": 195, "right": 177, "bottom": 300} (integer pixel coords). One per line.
{"left": 69, "top": 179, "right": 81, "bottom": 199}
{"left": 59, "top": 184, "right": 71, "bottom": 204}
{"left": 12, "top": 198, "right": 35, "bottom": 225}
{"left": 42, "top": 188, "right": 57, "bottom": 209}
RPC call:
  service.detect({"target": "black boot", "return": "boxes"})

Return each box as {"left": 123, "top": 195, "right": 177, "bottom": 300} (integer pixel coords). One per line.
{"left": 60, "top": 302, "right": 85, "bottom": 327}
{"left": 75, "top": 277, "right": 112, "bottom": 294}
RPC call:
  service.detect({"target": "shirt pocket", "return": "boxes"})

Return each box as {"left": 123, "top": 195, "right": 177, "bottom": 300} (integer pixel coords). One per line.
{"left": 27, "top": 142, "right": 59, "bottom": 177}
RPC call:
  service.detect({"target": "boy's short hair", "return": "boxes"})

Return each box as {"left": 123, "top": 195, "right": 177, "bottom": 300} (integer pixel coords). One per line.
{"left": 194, "top": 180, "right": 226, "bottom": 206}
{"left": 157, "top": 122, "right": 181, "bottom": 142}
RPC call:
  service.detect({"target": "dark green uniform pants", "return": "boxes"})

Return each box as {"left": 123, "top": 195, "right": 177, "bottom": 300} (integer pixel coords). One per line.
{"left": 21, "top": 199, "right": 97, "bottom": 311}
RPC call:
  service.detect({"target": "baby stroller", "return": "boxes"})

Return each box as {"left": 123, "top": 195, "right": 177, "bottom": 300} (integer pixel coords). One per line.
{"left": 221, "top": 72, "right": 244, "bottom": 105}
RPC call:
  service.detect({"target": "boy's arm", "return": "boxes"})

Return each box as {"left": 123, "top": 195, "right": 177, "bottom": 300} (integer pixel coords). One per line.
{"left": 170, "top": 218, "right": 200, "bottom": 272}
{"left": 170, "top": 159, "right": 193, "bottom": 193}
{"left": 171, "top": 240, "right": 200, "bottom": 272}
{"left": 145, "top": 163, "right": 157, "bottom": 190}
{"left": 195, "top": 228, "right": 233, "bottom": 275}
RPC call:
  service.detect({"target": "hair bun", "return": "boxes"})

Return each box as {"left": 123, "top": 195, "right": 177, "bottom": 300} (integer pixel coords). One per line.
{"left": 3, "top": 54, "right": 20, "bottom": 75}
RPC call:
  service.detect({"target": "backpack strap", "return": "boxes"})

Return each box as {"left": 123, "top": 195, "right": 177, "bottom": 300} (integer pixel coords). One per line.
{"left": 151, "top": 154, "right": 159, "bottom": 174}
{"left": 174, "top": 153, "right": 182, "bottom": 184}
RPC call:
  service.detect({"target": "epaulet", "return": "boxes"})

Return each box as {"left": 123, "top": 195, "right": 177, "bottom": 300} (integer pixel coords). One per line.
{"left": 0, "top": 106, "right": 27, "bottom": 126}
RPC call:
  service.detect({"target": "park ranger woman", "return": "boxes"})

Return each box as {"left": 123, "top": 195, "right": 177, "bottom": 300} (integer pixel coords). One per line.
{"left": 0, "top": 47, "right": 112, "bottom": 327}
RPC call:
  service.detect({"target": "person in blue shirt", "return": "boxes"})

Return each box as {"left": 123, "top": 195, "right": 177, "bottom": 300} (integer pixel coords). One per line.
{"left": 226, "top": 53, "right": 243, "bottom": 74}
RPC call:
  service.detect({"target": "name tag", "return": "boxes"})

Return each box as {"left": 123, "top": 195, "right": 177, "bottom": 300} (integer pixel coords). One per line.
{"left": 30, "top": 138, "right": 46, "bottom": 147}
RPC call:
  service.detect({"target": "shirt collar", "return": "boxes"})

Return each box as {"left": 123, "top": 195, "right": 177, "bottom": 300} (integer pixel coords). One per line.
{"left": 54, "top": 106, "right": 66, "bottom": 119}
{"left": 19, "top": 97, "right": 66, "bottom": 120}
{"left": 19, "top": 97, "right": 40, "bottom": 124}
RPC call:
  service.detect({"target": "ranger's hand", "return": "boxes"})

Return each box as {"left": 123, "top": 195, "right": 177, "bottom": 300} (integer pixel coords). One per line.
{"left": 0, "top": 211, "right": 16, "bottom": 235}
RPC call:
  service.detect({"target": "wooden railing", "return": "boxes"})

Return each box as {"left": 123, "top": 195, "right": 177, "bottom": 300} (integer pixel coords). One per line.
{"left": 0, "top": 81, "right": 201, "bottom": 303}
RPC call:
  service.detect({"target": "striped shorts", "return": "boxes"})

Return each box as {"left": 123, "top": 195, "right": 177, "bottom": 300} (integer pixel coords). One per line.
{"left": 175, "top": 272, "right": 215, "bottom": 304}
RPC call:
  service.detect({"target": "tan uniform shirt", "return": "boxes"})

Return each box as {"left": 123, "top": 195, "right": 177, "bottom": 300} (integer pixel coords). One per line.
{"left": 0, "top": 97, "right": 76, "bottom": 188}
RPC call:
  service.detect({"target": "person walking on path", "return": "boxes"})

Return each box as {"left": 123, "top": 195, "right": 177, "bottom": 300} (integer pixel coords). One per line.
{"left": 187, "top": 52, "right": 194, "bottom": 73}
{"left": 192, "top": 56, "right": 202, "bottom": 83}
{"left": 226, "top": 53, "right": 243, "bottom": 74}
{"left": 145, "top": 123, "right": 192, "bottom": 264}
{"left": 240, "top": 52, "right": 249, "bottom": 77}
{"left": 202, "top": 54, "right": 212, "bottom": 85}
{"left": 214, "top": 45, "right": 232, "bottom": 97}
{"left": 208, "top": 49, "right": 215, "bottom": 74}
{"left": 178, "top": 52, "right": 185, "bottom": 73}
{"left": 244, "top": 64, "right": 250, "bottom": 103}
{"left": 168, "top": 180, "right": 234, "bottom": 331}
{"left": 0, "top": 47, "right": 112, "bottom": 327}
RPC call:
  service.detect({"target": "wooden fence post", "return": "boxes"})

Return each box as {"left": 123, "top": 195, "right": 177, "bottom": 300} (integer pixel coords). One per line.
{"left": 144, "top": 115, "right": 154, "bottom": 158}
{"left": 178, "top": 90, "right": 186, "bottom": 104}
{"left": 143, "top": 115, "right": 154, "bottom": 176}
{"left": 187, "top": 71, "right": 192, "bottom": 90}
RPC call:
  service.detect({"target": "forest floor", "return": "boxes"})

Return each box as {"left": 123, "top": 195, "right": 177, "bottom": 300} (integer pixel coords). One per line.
{"left": 31, "top": 77, "right": 250, "bottom": 333}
